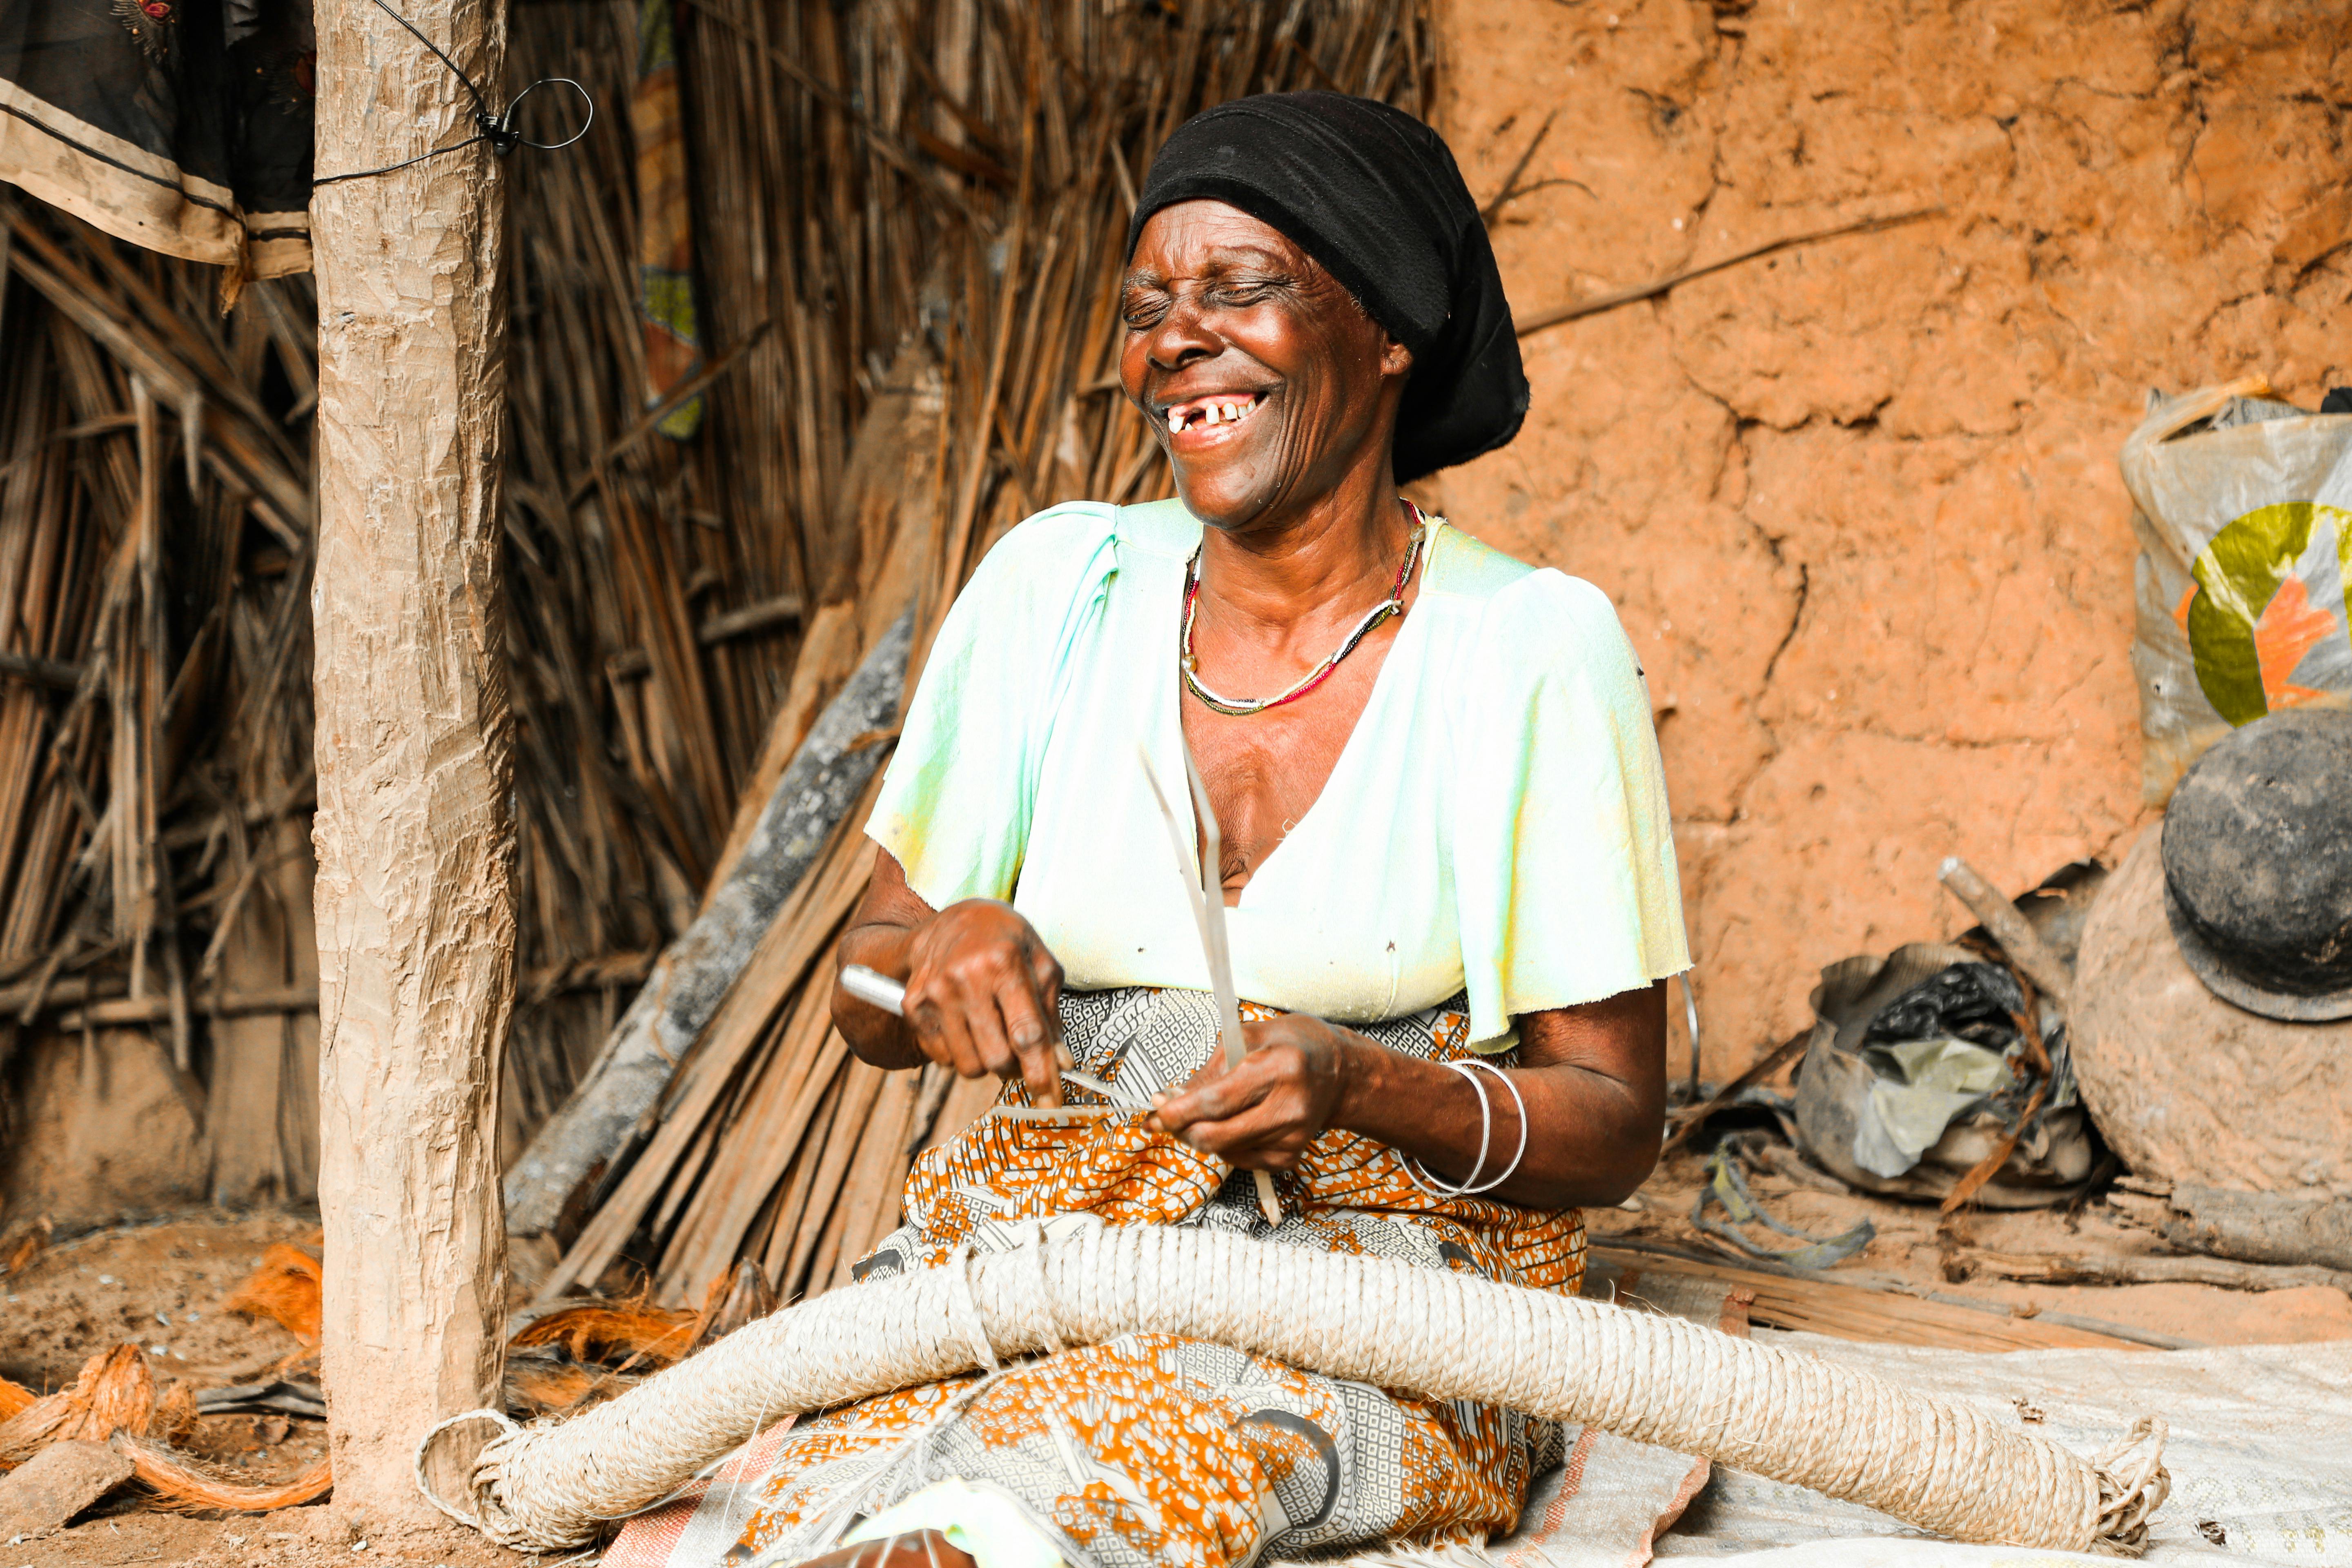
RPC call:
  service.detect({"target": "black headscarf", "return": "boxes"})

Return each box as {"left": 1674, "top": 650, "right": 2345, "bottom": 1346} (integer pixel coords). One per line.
{"left": 1126, "top": 91, "right": 1528, "bottom": 483}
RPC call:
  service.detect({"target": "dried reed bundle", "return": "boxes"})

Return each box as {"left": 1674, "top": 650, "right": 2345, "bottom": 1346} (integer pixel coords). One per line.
{"left": 0, "top": 0, "right": 835, "bottom": 1208}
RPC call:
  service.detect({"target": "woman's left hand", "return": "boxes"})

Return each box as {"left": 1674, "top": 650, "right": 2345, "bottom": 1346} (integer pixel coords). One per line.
{"left": 1146, "top": 1015, "right": 1360, "bottom": 1170}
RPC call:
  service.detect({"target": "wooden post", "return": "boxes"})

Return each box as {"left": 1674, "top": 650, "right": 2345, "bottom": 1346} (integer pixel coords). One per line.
{"left": 310, "top": 0, "right": 514, "bottom": 1526}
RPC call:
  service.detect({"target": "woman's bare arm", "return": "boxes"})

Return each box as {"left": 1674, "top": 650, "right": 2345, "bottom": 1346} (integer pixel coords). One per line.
{"left": 844, "top": 841, "right": 1669, "bottom": 1209}
{"left": 1148, "top": 983, "right": 1667, "bottom": 1211}
{"left": 834, "top": 848, "right": 1069, "bottom": 1106}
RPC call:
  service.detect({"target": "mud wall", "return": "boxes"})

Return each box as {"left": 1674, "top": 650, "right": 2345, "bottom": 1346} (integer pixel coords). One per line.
{"left": 1433, "top": 0, "right": 2348, "bottom": 1072}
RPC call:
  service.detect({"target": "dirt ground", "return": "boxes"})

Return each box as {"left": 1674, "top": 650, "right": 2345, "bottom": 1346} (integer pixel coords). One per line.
{"left": 5, "top": 1159, "right": 2347, "bottom": 1563}
{"left": 3, "top": 1512, "right": 523, "bottom": 1567}
{"left": 0, "top": 1214, "right": 528, "bottom": 1566}
{"left": 2, "top": 1215, "right": 317, "bottom": 1394}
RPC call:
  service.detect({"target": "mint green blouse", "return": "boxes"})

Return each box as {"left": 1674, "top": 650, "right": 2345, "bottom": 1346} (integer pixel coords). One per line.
{"left": 866, "top": 498, "right": 1688, "bottom": 1048}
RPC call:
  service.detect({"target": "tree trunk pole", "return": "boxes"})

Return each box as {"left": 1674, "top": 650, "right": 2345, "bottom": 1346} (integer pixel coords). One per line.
{"left": 310, "top": 0, "right": 514, "bottom": 1526}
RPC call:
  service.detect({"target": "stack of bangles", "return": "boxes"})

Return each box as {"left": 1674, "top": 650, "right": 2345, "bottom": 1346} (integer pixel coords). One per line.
{"left": 1404, "top": 1058, "right": 1529, "bottom": 1197}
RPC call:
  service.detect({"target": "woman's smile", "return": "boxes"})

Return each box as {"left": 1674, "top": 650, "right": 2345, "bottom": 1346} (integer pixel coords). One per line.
{"left": 1160, "top": 388, "right": 1273, "bottom": 448}
{"left": 1120, "top": 203, "right": 1406, "bottom": 532}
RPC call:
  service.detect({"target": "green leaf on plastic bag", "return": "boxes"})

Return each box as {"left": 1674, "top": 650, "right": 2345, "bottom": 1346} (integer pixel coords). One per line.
{"left": 2186, "top": 501, "right": 2349, "bottom": 726}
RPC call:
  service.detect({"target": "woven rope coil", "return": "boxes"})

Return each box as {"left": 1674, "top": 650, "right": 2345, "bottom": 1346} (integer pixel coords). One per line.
{"left": 429, "top": 1219, "right": 2167, "bottom": 1554}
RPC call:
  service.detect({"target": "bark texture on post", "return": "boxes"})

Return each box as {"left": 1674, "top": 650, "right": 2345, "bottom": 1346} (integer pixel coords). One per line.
{"left": 311, "top": 0, "right": 513, "bottom": 1525}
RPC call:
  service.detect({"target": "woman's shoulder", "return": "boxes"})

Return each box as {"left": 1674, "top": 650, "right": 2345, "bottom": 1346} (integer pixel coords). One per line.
{"left": 962, "top": 497, "right": 1200, "bottom": 592}
{"left": 1424, "top": 522, "right": 1633, "bottom": 664}
{"left": 944, "top": 502, "right": 1124, "bottom": 628}
{"left": 968, "top": 500, "right": 1123, "bottom": 579}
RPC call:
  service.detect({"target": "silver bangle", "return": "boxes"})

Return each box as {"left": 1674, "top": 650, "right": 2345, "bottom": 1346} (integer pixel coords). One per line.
{"left": 1454, "top": 1058, "right": 1530, "bottom": 1194}
{"left": 1407, "top": 1058, "right": 1529, "bottom": 1198}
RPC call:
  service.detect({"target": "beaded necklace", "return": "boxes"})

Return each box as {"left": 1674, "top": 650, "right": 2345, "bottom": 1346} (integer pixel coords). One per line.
{"left": 1180, "top": 501, "right": 1429, "bottom": 718}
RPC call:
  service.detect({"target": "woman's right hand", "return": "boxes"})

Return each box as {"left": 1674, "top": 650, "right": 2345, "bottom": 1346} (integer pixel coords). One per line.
{"left": 898, "top": 898, "right": 1069, "bottom": 1105}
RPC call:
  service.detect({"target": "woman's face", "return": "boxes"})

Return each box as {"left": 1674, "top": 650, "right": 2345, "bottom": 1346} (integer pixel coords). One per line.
{"left": 1120, "top": 201, "right": 1411, "bottom": 533}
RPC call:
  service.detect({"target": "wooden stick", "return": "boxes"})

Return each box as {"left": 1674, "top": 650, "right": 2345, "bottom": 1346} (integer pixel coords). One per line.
{"left": 759, "top": 1071, "right": 845, "bottom": 1287}
{"left": 655, "top": 968, "right": 844, "bottom": 1301}
{"left": 1937, "top": 856, "right": 2073, "bottom": 1008}
{"left": 505, "top": 621, "right": 907, "bottom": 1239}
{"left": 606, "top": 592, "right": 809, "bottom": 680}
{"left": 821, "top": 1064, "right": 925, "bottom": 1291}
{"left": 0, "top": 651, "right": 80, "bottom": 691}
{"left": 1590, "top": 1243, "right": 2174, "bottom": 1352}
{"left": 51, "top": 984, "right": 318, "bottom": 1030}
{"left": 1959, "top": 1244, "right": 2352, "bottom": 1295}
{"left": 783, "top": 1060, "right": 887, "bottom": 1299}
{"left": 534, "top": 792, "right": 877, "bottom": 1301}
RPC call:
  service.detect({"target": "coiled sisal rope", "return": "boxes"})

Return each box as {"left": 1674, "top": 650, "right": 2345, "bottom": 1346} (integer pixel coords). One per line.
{"left": 422, "top": 1219, "right": 2169, "bottom": 1554}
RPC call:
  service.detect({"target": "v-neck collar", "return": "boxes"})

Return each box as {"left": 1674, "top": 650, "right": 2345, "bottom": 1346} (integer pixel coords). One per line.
{"left": 1136, "top": 508, "right": 1452, "bottom": 909}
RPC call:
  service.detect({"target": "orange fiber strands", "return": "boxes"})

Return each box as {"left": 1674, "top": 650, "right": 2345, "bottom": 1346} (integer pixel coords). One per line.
{"left": 511, "top": 1301, "right": 701, "bottom": 1370}
{"left": 0, "top": 1344, "right": 156, "bottom": 1470}
{"left": 224, "top": 1241, "right": 324, "bottom": 1343}
{"left": 120, "top": 1439, "right": 332, "bottom": 1515}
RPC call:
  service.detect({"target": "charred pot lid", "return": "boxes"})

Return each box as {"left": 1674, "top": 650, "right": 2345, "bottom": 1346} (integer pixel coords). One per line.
{"left": 2162, "top": 708, "right": 2352, "bottom": 1022}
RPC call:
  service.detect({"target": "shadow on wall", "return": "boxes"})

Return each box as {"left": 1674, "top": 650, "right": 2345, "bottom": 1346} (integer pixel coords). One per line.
{"left": 1435, "top": 0, "right": 2348, "bottom": 1071}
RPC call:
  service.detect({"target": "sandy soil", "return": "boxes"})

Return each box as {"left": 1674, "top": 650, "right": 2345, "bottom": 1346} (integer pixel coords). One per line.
{"left": 2, "top": 1214, "right": 318, "bottom": 1393}
{"left": 2, "top": 1213, "right": 357, "bottom": 1566}
{"left": 4, "top": 1511, "right": 523, "bottom": 1567}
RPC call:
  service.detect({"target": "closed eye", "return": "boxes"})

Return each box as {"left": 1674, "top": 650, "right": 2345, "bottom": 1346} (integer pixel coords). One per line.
{"left": 1120, "top": 285, "right": 1172, "bottom": 330}
{"left": 1210, "top": 283, "right": 1274, "bottom": 308}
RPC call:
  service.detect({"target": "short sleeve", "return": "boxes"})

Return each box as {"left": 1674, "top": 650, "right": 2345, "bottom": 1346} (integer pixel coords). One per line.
{"left": 1450, "top": 570, "right": 1688, "bottom": 1045}
{"left": 866, "top": 503, "right": 1122, "bottom": 910}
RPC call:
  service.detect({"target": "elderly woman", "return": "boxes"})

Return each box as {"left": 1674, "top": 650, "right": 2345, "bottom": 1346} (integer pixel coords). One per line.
{"left": 742, "top": 91, "right": 1686, "bottom": 1568}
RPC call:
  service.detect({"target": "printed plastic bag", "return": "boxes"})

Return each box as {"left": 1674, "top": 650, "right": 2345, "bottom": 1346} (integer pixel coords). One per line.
{"left": 2120, "top": 376, "right": 2352, "bottom": 803}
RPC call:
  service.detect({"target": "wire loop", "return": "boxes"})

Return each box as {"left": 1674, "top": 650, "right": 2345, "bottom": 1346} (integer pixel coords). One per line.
{"left": 313, "top": 0, "right": 595, "bottom": 187}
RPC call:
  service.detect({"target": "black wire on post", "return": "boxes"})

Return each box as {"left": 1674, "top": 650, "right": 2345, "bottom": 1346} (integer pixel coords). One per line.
{"left": 313, "top": 0, "right": 595, "bottom": 187}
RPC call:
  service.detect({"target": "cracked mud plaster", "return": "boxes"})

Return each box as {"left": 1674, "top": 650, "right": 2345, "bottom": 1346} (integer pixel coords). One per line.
{"left": 1433, "top": 0, "right": 2350, "bottom": 1071}
{"left": 309, "top": 0, "right": 514, "bottom": 1525}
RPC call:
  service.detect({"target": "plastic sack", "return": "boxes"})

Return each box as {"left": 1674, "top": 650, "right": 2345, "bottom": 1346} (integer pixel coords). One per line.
{"left": 1792, "top": 943, "right": 2093, "bottom": 1208}
{"left": 2122, "top": 376, "right": 2352, "bottom": 804}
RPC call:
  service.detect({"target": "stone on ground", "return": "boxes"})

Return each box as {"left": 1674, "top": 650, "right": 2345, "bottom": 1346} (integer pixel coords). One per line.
{"left": 0, "top": 1438, "right": 135, "bottom": 1539}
